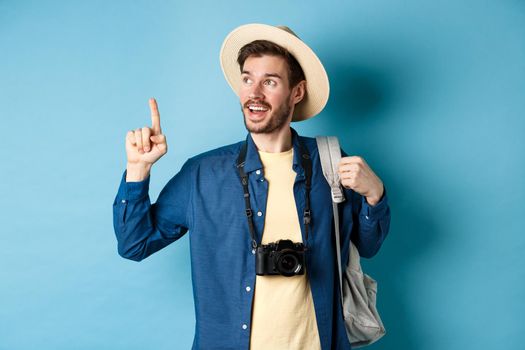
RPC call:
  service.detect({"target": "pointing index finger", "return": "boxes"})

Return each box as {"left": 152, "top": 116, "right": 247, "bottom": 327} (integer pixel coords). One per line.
{"left": 149, "top": 97, "right": 162, "bottom": 135}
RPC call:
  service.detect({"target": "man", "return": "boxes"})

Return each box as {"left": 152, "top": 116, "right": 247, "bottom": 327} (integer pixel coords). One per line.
{"left": 113, "top": 24, "right": 390, "bottom": 350}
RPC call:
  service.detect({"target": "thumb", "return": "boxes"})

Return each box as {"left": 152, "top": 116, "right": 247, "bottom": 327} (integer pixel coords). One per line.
{"left": 150, "top": 134, "right": 166, "bottom": 144}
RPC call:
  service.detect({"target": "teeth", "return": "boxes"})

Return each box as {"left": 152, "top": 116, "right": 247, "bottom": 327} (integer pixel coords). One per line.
{"left": 248, "top": 105, "right": 269, "bottom": 112}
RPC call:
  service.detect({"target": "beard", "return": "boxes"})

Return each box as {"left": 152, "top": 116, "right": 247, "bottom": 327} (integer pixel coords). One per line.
{"left": 241, "top": 93, "right": 292, "bottom": 134}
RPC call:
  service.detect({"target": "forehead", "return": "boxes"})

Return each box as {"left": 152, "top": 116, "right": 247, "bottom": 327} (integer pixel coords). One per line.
{"left": 242, "top": 55, "right": 289, "bottom": 77}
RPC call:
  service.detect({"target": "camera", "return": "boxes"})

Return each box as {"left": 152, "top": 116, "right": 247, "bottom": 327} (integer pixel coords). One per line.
{"left": 255, "top": 239, "right": 306, "bottom": 277}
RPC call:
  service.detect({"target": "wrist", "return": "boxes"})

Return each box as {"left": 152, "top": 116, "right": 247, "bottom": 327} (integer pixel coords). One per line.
{"left": 366, "top": 195, "right": 380, "bottom": 206}
{"left": 126, "top": 162, "right": 152, "bottom": 182}
{"left": 366, "top": 183, "right": 384, "bottom": 206}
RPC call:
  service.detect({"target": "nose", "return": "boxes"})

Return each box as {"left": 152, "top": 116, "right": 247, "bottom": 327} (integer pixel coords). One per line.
{"left": 248, "top": 81, "right": 264, "bottom": 100}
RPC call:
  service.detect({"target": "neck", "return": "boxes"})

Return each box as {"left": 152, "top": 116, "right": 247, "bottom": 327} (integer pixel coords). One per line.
{"left": 250, "top": 126, "right": 292, "bottom": 153}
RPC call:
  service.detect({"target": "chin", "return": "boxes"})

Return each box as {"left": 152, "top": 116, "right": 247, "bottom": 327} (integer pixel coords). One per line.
{"left": 243, "top": 113, "right": 269, "bottom": 133}
{"left": 245, "top": 122, "right": 270, "bottom": 134}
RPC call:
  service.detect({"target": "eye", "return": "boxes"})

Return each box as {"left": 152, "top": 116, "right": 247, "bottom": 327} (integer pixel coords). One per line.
{"left": 242, "top": 76, "right": 252, "bottom": 84}
{"left": 264, "top": 79, "right": 276, "bottom": 87}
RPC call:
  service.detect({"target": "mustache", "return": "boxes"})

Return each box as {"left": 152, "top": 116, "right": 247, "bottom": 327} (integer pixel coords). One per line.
{"left": 244, "top": 100, "right": 271, "bottom": 109}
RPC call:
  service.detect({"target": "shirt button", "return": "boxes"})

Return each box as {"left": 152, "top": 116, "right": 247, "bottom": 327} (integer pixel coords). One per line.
{"left": 256, "top": 170, "right": 261, "bottom": 175}
{"left": 257, "top": 211, "right": 262, "bottom": 217}
{"left": 246, "top": 286, "right": 251, "bottom": 292}
{"left": 260, "top": 179, "right": 264, "bottom": 182}
{"left": 252, "top": 249, "right": 256, "bottom": 255}
{"left": 365, "top": 215, "right": 369, "bottom": 220}
{"left": 121, "top": 200, "right": 126, "bottom": 203}
{"left": 242, "top": 324, "right": 248, "bottom": 330}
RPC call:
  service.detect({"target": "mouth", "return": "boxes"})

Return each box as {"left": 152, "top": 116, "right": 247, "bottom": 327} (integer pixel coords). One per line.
{"left": 245, "top": 103, "right": 271, "bottom": 120}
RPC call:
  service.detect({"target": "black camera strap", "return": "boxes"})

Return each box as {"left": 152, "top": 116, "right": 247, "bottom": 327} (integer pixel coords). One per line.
{"left": 236, "top": 134, "right": 312, "bottom": 249}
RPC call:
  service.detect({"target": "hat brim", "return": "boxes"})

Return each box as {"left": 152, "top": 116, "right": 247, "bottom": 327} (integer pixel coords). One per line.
{"left": 220, "top": 23, "right": 330, "bottom": 122}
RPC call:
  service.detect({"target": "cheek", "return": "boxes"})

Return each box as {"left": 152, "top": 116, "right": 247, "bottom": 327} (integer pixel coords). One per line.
{"left": 239, "top": 93, "right": 249, "bottom": 106}
{"left": 267, "top": 91, "right": 286, "bottom": 105}
{"left": 238, "top": 86, "right": 250, "bottom": 99}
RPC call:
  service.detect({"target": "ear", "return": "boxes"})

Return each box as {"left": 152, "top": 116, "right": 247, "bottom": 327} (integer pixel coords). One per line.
{"left": 291, "top": 80, "right": 306, "bottom": 105}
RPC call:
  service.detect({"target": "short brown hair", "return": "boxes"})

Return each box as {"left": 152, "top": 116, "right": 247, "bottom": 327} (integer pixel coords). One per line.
{"left": 237, "top": 40, "right": 306, "bottom": 88}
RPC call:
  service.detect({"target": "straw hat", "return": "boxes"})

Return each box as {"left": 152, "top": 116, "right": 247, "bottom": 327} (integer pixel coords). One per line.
{"left": 219, "top": 23, "right": 330, "bottom": 122}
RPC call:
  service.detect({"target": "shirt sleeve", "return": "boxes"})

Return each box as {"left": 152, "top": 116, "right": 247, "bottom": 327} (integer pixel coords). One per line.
{"left": 340, "top": 148, "right": 391, "bottom": 258}
{"left": 112, "top": 159, "right": 194, "bottom": 261}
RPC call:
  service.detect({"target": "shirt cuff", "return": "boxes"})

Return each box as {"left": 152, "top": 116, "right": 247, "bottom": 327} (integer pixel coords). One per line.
{"left": 117, "top": 169, "right": 150, "bottom": 201}
{"left": 360, "top": 186, "right": 389, "bottom": 220}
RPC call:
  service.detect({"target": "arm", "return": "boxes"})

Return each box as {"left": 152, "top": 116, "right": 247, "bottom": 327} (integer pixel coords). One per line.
{"left": 340, "top": 149, "right": 391, "bottom": 258}
{"left": 112, "top": 97, "right": 192, "bottom": 261}
{"left": 112, "top": 159, "right": 194, "bottom": 261}
{"left": 348, "top": 184, "right": 390, "bottom": 258}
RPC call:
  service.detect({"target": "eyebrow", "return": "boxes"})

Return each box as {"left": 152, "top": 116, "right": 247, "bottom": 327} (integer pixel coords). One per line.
{"left": 241, "top": 70, "right": 283, "bottom": 80}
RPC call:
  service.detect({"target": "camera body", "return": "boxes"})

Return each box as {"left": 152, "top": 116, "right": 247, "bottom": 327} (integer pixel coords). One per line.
{"left": 255, "top": 239, "right": 306, "bottom": 277}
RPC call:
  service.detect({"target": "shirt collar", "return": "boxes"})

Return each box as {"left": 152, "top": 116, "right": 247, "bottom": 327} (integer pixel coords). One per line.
{"left": 237, "top": 127, "right": 305, "bottom": 176}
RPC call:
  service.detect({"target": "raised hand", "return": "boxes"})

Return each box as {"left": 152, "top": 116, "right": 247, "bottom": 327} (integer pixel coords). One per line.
{"left": 338, "top": 156, "right": 384, "bottom": 206}
{"left": 126, "top": 98, "right": 168, "bottom": 167}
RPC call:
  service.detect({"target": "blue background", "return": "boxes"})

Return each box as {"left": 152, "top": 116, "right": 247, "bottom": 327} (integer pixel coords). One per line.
{"left": 1, "top": 0, "right": 524, "bottom": 349}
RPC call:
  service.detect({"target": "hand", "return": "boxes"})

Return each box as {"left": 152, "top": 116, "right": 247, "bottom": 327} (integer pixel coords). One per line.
{"left": 125, "top": 98, "right": 168, "bottom": 166}
{"left": 338, "top": 156, "right": 384, "bottom": 206}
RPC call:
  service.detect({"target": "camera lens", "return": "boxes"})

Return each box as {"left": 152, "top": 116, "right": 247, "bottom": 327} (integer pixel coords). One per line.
{"left": 277, "top": 252, "right": 300, "bottom": 276}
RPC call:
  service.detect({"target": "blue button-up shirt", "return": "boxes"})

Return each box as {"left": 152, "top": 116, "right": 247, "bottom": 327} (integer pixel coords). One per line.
{"left": 112, "top": 127, "right": 390, "bottom": 350}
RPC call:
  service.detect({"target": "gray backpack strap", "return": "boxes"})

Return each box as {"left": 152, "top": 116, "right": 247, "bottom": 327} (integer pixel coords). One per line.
{"left": 316, "top": 136, "right": 345, "bottom": 203}
{"left": 316, "top": 136, "right": 386, "bottom": 347}
{"left": 316, "top": 136, "right": 346, "bottom": 307}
